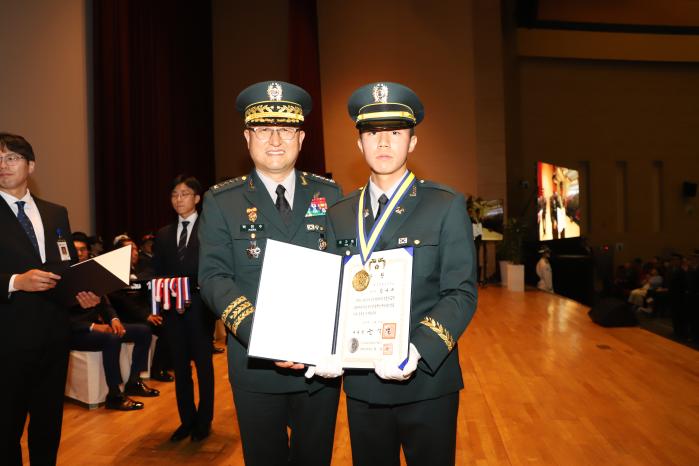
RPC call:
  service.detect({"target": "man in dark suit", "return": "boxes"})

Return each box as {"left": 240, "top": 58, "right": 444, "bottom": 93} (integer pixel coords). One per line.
{"left": 320, "top": 83, "right": 478, "bottom": 466}
{"left": 69, "top": 237, "right": 154, "bottom": 411}
{"left": 198, "top": 81, "right": 343, "bottom": 465}
{"left": 0, "top": 132, "right": 101, "bottom": 465}
{"left": 153, "top": 174, "right": 216, "bottom": 442}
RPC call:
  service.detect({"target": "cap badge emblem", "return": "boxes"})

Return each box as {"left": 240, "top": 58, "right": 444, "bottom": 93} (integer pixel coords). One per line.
{"left": 267, "top": 82, "right": 283, "bottom": 101}
{"left": 372, "top": 83, "right": 388, "bottom": 103}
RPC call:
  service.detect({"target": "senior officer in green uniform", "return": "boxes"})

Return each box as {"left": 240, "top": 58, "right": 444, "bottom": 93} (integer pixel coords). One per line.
{"left": 198, "top": 81, "right": 342, "bottom": 466}
{"left": 318, "top": 82, "right": 478, "bottom": 466}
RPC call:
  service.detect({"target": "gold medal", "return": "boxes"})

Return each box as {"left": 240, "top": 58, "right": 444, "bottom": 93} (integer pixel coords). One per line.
{"left": 352, "top": 269, "right": 370, "bottom": 291}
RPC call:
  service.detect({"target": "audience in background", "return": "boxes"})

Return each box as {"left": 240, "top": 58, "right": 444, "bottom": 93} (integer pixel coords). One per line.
{"left": 611, "top": 252, "right": 697, "bottom": 341}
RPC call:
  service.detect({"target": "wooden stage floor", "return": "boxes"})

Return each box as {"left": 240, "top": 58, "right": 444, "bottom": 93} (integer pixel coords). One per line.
{"left": 27, "top": 286, "right": 699, "bottom": 465}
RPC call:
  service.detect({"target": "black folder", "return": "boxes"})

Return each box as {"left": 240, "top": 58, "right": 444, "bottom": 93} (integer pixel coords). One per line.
{"left": 53, "top": 245, "right": 131, "bottom": 306}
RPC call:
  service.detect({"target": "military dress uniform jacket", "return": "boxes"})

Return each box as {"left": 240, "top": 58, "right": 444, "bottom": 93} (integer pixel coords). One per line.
{"left": 326, "top": 178, "right": 478, "bottom": 405}
{"left": 198, "top": 169, "right": 342, "bottom": 394}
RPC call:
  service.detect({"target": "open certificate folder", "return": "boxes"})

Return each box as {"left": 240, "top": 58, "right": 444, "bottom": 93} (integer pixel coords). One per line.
{"left": 247, "top": 239, "right": 413, "bottom": 369}
{"left": 53, "top": 245, "right": 132, "bottom": 306}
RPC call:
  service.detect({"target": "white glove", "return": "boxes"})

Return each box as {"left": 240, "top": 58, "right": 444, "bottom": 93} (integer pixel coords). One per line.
{"left": 374, "top": 343, "right": 421, "bottom": 381}
{"left": 305, "top": 355, "right": 344, "bottom": 379}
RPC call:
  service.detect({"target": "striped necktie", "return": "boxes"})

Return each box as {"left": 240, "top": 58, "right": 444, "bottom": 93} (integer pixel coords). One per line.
{"left": 177, "top": 221, "right": 190, "bottom": 262}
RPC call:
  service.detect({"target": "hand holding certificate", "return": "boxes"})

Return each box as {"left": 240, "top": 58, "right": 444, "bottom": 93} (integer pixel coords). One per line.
{"left": 247, "top": 240, "right": 413, "bottom": 369}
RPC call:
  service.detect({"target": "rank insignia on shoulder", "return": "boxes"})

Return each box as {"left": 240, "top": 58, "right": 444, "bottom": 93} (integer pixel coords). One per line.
{"left": 247, "top": 207, "right": 258, "bottom": 223}
{"left": 240, "top": 223, "right": 265, "bottom": 232}
{"left": 305, "top": 197, "right": 328, "bottom": 217}
{"left": 337, "top": 238, "right": 357, "bottom": 248}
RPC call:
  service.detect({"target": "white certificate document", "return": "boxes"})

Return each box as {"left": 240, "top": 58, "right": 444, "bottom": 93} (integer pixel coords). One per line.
{"left": 335, "top": 248, "right": 413, "bottom": 368}
{"left": 247, "top": 239, "right": 341, "bottom": 365}
{"left": 247, "top": 240, "right": 412, "bottom": 368}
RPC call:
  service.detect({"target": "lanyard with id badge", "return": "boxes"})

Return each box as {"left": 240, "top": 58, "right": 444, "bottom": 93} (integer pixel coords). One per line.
{"left": 56, "top": 228, "right": 72, "bottom": 262}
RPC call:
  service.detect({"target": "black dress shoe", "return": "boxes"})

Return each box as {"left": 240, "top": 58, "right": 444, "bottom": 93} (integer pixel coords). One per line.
{"left": 124, "top": 380, "right": 160, "bottom": 397}
{"left": 105, "top": 394, "right": 144, "bottom": 411}
{"left": 170, "top": 424, "right": 192, "bottom": 442}
{"left": 151, "top": 370, "right": 174, "bottom": 382}
{"left": 191, "top": 423, "right": 211, "bottom": 441}
{"left": 212, "top": 345, "right": 225, "bottom": 354}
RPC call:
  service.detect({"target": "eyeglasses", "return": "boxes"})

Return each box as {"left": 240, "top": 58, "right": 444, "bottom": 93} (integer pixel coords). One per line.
{"left": 248, "top": 127, "right": 300, "bottom": 142}
{"left": 171, "top": 191, "right": 195, "bottom": 199}
{"left": 0, "top": 153, "right": 25, "bottom": 166}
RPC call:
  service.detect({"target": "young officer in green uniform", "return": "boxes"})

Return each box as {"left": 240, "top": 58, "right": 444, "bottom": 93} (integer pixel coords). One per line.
{"left": 198, "top": 81, "right": 342, "bottom": 466}
{"left": 318, "top": 82, "right": 478, "bottom": 465}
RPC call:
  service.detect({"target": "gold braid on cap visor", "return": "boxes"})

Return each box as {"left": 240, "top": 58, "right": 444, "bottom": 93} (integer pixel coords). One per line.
{"left": 245, "top": 102, "right": 304, "bottom": 124}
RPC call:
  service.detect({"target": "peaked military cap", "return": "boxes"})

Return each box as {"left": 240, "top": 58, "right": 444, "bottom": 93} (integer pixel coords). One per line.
{"left": 348, "top": 82, "right": 424, "bottom": 130}
{"left": 235, "top": 80, "right": 312, "bottom": 127}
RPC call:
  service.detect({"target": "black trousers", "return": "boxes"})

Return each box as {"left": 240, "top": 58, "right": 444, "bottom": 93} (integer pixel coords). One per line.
{"left": 233, "top": 386, "right": 341, "bottom": 466}
{"left": 0, "top": 341, "right": 69, "bottom": 466}
{"left": 149, "top": 322, "right": 171, "bottom": 373}
{"left": 164, "top": 296, "right": 215, "bottom": 429}
{"left": 346, "top": 392, "right": 459, "bottom": 466}
{"left": 70, "top": 323, "right": 151, "bottom": 389}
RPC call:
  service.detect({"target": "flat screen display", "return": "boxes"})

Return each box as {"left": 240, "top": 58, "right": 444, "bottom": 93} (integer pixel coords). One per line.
{"left": 537, "top": 162, "right": 580, "bottom": 241}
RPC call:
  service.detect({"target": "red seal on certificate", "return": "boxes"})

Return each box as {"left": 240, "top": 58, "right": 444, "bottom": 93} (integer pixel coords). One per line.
{"left": 382, "top": 322, "right": 396, "bottom": 339}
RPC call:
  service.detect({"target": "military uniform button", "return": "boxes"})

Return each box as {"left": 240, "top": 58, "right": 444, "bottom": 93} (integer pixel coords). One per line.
{"left": 414, "top": 239, "right": 421, "bottom": 245}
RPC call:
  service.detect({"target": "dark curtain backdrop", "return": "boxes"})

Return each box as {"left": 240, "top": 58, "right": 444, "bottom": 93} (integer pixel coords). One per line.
{"left": 93, "top": 0, "right": 215, "bottom": 244}
{"left": 288, "top": 0, "right": 327, "bottom": 177}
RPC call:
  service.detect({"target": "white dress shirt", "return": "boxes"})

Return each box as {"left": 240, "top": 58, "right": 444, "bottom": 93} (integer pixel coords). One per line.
{"left": 256, "top": 169, "right": 296, "bottom": 208}
{"left": 177, "top": 211, "right": 198, "bottom": 247}
{"left": 1, "top": 189, "right": 46, "bottom": 293}
{"left": 367, "top": 171, "right": 407, "bottom": 218}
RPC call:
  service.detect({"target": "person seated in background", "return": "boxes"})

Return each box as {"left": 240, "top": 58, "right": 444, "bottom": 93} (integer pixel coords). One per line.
{"left": 70, "top": 237, "right": 159, "bottom": 410}
{"left": 109, "top": 235, "right": 174, "bottom": 382}
{"left": 137, "top": 232, "right": 156, "bottom": 277}
{"left": 71, "top": 231, "right": 92, "bottom": 261}
{"left": 630, "top": 267, "right": 664, "bottom": 313}
{"left": 89, "top": 234, "right": 104, "bottom": 257}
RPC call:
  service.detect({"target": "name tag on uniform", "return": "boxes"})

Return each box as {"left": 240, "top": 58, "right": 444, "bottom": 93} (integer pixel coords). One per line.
{"left": 336, "top": 238, "right": 357, "bottom": 248}
{"left": 240, "top": 224, "right": 265, "bottom": 233}
{"left": 57, "top": 239, "right": 71, "bottom": 261}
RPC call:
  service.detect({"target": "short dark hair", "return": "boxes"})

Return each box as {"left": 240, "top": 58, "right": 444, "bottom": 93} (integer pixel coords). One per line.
{"left": 72, "top": 231, "right": 90, "bottom": 244}
{"left": 172, "top": 174, "right": 202, "bottom": 196}
{"left": 0, "top": 132, "right": 35, "bottom": 161}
